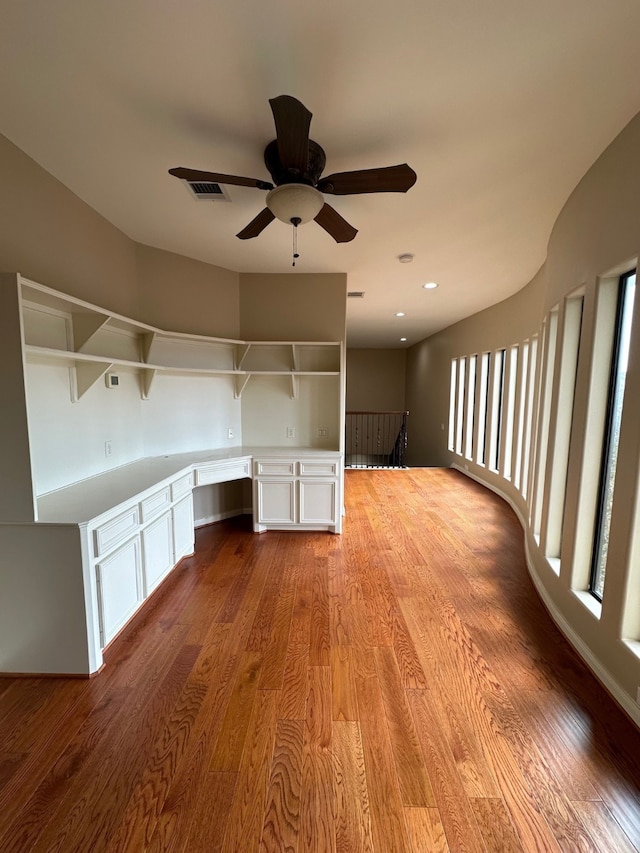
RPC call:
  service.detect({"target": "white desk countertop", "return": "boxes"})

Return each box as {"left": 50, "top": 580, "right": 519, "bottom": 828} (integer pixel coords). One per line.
{"left": 35, "top": 447, "right": 341, "bottom": 525}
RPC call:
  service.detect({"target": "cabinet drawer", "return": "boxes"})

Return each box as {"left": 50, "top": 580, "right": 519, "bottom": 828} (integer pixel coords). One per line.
{"left": 195, "top": 459, "right": 251, "bottom": 485}
{"left": 254, "top": 460, "right": 295, "bottom": 477}
{"left": 140, "top": 487, "right": 171, "bottom": 522}
{"left": 171, "top": 472, "right": 193, "bottom": 501}
{"left": 94, "top": 506, "right": 139, "bottom": 556}
{"left": 298, "top": 460, "right": 338, "bottom": 477}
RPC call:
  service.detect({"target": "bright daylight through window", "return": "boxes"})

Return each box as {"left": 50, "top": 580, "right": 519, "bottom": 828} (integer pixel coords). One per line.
{"left": 590, "top": 270, "right": 636, "bottom": 600}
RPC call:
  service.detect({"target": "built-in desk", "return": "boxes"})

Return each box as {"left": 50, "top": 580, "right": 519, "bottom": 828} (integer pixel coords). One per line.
{"left": 0, "top": 447, "right": 342, "bottom": 677}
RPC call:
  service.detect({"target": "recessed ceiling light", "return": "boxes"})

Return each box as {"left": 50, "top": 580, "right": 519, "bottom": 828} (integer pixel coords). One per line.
{"left": 422, "top": 281, "right": 439, "bottom": 290}
{"left": 400, "top": 337, "right": 407, "bottom": 342}
{"left": 395, "top": 311, "right": 405, "bottom": 317}
{"left": 398, "top": 253, "right": 414, "bottom": 263}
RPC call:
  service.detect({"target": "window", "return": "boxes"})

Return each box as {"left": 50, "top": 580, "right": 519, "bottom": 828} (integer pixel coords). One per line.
{"left": 448, "top": 359, "right": 457, "bottom": 451}
{"left": 543, "top": 294, "right": 583, "bottom": 562}
{"left": 476, "top": 352, "right": 490, "bottom": 465}
{"left": 465, "top": 355, "right": 477, "bottom": 460}
{"left": 502, "top": 346, "right": 518, "bottom": 480}
{"left": 513, "top": 342, "right": 529, "bottom": 491}
{"left": 590, "top": 270, "right": 636, "bottom": 600}
{"left": 520, "top": 336, "right": 538, "bottom": 500}
{"left": 488, "top": 349, "right": 505, "bottom": 471}
{"left": 532, "top": 311, "right": 559, "bottom": 538}
{"left": 455, "top": 357, "right": 466, "bottom": 455}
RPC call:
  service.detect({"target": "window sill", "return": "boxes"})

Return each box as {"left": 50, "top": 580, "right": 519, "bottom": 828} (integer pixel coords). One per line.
{"left": 572, "top": 589, "right": 602, "bottom": 621}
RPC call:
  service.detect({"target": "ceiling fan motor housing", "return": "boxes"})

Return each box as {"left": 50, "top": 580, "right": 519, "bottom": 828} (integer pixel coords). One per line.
{"left": 264, "top": 139, "right": 327, "bottom": 187}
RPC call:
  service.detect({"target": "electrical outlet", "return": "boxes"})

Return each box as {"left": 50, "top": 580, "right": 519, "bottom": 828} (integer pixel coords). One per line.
{"left": 286, "top": 426, "right": 296, "bottom": 439}
{"left": 228, "top": 428, "right": 234, "bottom": 439}
{"left": 317, "top": 427, "right": 328, "bottom": 438}
{"left": 105, "top": 440, "right": 113, "bottom": 458}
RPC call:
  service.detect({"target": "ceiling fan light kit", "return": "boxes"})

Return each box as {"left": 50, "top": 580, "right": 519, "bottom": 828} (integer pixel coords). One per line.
{"left": 266, "top": 184, "right": 324, "bottom": 224}
{"left": 169, "top": 95, "right": 417, "bottom": 251}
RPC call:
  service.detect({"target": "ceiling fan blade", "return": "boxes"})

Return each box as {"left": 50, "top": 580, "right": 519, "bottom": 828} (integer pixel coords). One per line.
{"left": 169, "top": 167, "right": 273, "bottom": 191}
{"left": 269, "top": 95, "right": 312, "bottom": 176}
{"left": 317, "top": 163, "right": 417, "bottom": 195}
{"left": 236, "top": 208, "right": 275, "bottom": 240}
{"left": 314, "top": 204, "right": 358, "bottom": 243}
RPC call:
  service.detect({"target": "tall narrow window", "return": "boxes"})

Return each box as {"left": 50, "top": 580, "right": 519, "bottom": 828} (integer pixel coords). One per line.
{"left": 590, "top": 270, "right": 636, "bottom": 600}
{"left": 542, "top": 294, "right": 583, "bottom": 563}
{"left": 448, "top": 359, "right": 457, "bottom": 451}
{"left": 489, "top": 349, "right": 505, "bottom": 471}
{"left": 465, "top": 355, "right": 477, "bottom": 460}
{"left": 521, "top": 336, "right": 538, "bottom": 500}
{"left": 455, "top": 357, "right": 466, "bottom": 455}
{"left": 514, "top": 342, "right": 529, "bottom": 491}
{"left": 532, "top": 311, "right": 559, "bottom": 537}
{"left": 476, "top": 352, "right": 490, "bottom": 465}
{"left": 502, "top": 346, "right": 518, "bottom": 480}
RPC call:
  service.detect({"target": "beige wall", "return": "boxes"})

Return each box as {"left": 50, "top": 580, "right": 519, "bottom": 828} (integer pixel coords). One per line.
{"left": 0, "top": 134, "right": 139, "bottom": 317}
{"left": 239, "top": 273, "right": 347, "bottom": 342}
{"left": 135, "top": 244, "right": 240, "bottom": 338}
{"left": 346, "top": 348, "right": 406, "bottom": 411}
{"left": 405, "top": 110, "right": 640, "bottom": 723}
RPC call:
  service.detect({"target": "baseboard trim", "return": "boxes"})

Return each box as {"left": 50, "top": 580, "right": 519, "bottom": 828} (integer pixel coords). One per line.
{"left": 451, "top": 463, "right": 640, "bottom": 729}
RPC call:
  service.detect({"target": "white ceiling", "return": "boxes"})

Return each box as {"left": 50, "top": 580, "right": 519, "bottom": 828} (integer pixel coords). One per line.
{"left": 2, "top": 0, "right": 640, "bottom": 347}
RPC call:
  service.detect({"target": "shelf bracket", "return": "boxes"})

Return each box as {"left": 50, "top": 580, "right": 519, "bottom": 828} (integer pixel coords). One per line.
{"left": 141, "top": 368, "right": 157, "bottom": 400}
{"left": 290, "top": 374, "right": 298, "bottom": 399}
{"left": 140, "top": 332, "right": 156, "bottom": 364}
{"left": 72, "top": 360, "right": 113, "bottom": 402}
{"left": 291, "top": 344, "right": 299, "bottom": 371}
{"left": 235, "top": 343, "right": 251, "bottom": 370}
{"left": 234, "top": 374, "right": 251, "bottom": 398}
{"left": 72, "top": 312, "right": 110, "bottom": 352}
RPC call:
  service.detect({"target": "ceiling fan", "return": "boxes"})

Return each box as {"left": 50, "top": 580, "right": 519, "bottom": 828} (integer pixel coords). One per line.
{"left": 169, "top": 95, "right": 417, "bottom": 244}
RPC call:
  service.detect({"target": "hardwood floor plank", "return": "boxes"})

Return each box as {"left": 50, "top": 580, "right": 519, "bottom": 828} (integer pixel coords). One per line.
{"left": 470, "top": 797, "right": 525, "bottom": 852}
{"left": 331, "top": 645, "right": 358, "bottom": 722}
{"left": 208, "top": 650, "right": 263, "bottom": 772}
{"left": 572, "top": 799, "right": 640, "bottom": 853}
{"left": 333, "top": 721, "right": 375, "bottom": 853}
{"left": 221, "top": 689, "right": 280, "bottom": 853}
{"left": 407, "top": 689, "right": 489, "bottom": 853}
{"left": 356, "top": 664, "right": 413, "bottom": 852}
{"left": 278, "top": 643, "right": 310, "bottom": 721}
{"left": 310, "top": 558, "right": 331, "bottom": 666}
{"left": 300, "top": 666, "right": 336, "bottom": 853}
{"left": 374, "top": 646, "right": 435, "bottom": 807}
{"left": 260, "top": 718, "right": 304, "bottom": 853}
{"left": 182, "top": 770, "right": 238, "bottom": 853}
{"left": 404, "top": 807, "right": 450, "bottom": 853}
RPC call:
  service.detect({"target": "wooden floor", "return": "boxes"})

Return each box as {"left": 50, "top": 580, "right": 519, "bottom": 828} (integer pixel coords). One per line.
{"left": 1, "top": 469, "right": 640, "bottom": 852}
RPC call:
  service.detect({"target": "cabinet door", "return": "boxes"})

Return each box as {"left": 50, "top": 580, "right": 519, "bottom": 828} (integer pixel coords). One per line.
{"left": 96, "top": 536, "right": 142, "bottom": 646}
{"left": 256, "top": 479, "right": 296, "bottom": 524}
{"left": 141, "top": 511, "right": 174, "bottom": 595}
{"left": 173, "top": 494, "right": 195, "bottom": 560}
{"left": 299, "top": 479, "right": 337, "bottom": 525}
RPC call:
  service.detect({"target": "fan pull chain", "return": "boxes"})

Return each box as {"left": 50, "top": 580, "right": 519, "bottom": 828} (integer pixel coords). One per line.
{"left": 291, "top": 217, "right": 301, "bottom": 267}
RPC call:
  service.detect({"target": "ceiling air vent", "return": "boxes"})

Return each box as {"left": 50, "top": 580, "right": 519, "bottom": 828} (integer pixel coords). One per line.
{"left": 347, "top": 291, "right": 365, "bottom": 298}
{"left": 180, "top": 179, "right": 231, "bottom": 202}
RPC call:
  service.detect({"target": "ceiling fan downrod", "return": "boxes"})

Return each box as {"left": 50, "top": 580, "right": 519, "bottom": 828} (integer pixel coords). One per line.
{"left": 291, "top": 217, "right": 301, "bottom": 267}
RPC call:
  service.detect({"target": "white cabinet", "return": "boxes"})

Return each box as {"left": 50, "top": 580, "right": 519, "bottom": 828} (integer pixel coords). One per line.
{"left": 96, "top": 536, "right": 142, "bottom": 646}
{"left": 253, "top": 455, "right": 341, "bottom": 533}
{"left": 256, "top": 479, "right": 296, "bottom": 525}
{"left": 173, "top": 493, "right": 195, "bottom": 560}
{"left": 141, "top": 510, "right": 174, "bottom": 595}
{"left": 299, "top": 479, "right": 337, "bottom": 525}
